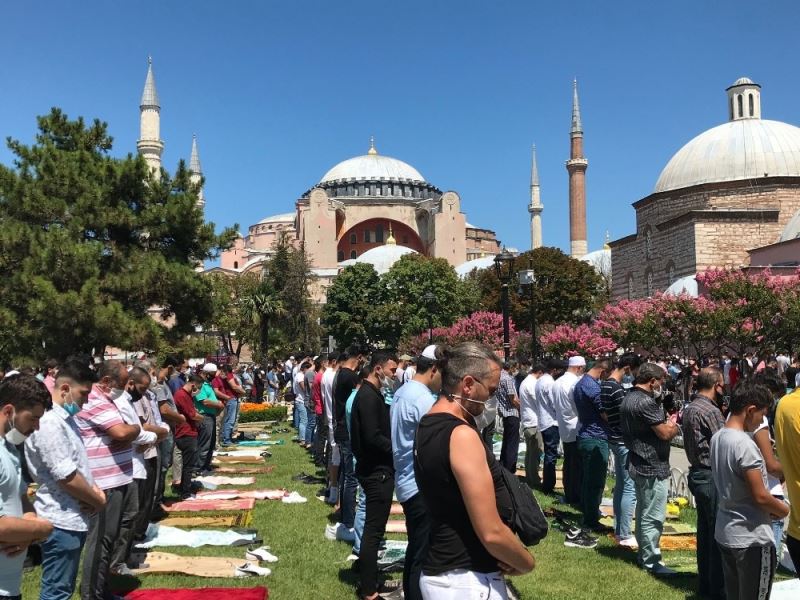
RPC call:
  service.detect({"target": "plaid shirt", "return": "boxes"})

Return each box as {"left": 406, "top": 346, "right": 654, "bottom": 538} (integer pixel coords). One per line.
{"left": 620, "top": 388, "right": 671, "bottom": 480}
{"left": 496, "top": 370, "right": 519, "bottom": 418}
{"left": 681, "top": 394, "right": 724, "bottom": 469}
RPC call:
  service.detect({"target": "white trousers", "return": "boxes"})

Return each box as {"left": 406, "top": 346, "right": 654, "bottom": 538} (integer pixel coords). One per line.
{"left": 420, "top": 569, "right": 508, "bottom": 600}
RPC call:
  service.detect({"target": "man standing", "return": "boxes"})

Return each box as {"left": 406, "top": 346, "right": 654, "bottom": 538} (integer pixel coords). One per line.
{"left": 600, "top": 353, "right": 641, "bottom": 548}
{"left": 293, "top": 361, "right": 311, "bottom": 447}
{"left": 334, "top": 347, "right": 363, "bottom": 531}
{"left": 151, "top": 356, "right": 185, "bottom": 511}
{"left": 574, "top": 358, "right": 612, "bottom": 536}
{"left": 552, "top": 356, "right": 585, "bottom": 504}
{"left": 519, "top": 363, "right": 545, "bottom": 488}
{"left": 535, "top": 359, "right": 564, "bottom": 494}
{"left": 496, "top": 362, "right": 521, "bottom": 472}
{"left": 75, "top": 361, "right": 141, "bottom": 600}
{"left": 0, "top": 375, "right": 53, "bottom": 600}
{"left": 351, "top": 351, "right": 398, "bottom": 600}
{"left": 312, "top": 357, "right": 326, "bottom": 466}
{"left": 321, "top": 354, "right": 340, "bottom": 504}
{"left": 26, "top": 361, "right": 106, "bottom": 600}
{"left": 212, "top": 364, "right": 238, "bottom": 448}
{"left": 774, "top": 378, "right": 800, "bottom": 572}
{"left": 172, "top": 375, "right": 205, "bottom": 499}
{"left": 304, "top": 359, "right": 318, "bottom": 449}
{"left": 620, "top": 362, "right": 680, "bottom": 577}
{"left": 194, "top": 364, "right": 224, "bottom": 473}
{"left": 390, "top": 345, "right": 441, "bottom": 600}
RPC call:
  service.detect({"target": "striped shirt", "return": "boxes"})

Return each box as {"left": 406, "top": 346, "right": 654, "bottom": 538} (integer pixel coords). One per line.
{"left": 496, "top": 370, "right": 519, "bottom": 418}
{"left": 74, "top": 386, "right": 132, "bottom": 490}
{"left": 600, "top": 379, "right": 627, "bottom": 443}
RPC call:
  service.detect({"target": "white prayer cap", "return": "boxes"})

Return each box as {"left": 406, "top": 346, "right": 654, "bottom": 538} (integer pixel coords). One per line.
{"left": 568, "top": 356, "right": 586, "bottom": 367}
{"left": 421, "top": 345, "right": 439, "bottom": 361}
{"left": 202, "top": 363, "right": 218, "bottom": 373}
{"left": 3, "top": 370, "right": 20, "bottom": 379}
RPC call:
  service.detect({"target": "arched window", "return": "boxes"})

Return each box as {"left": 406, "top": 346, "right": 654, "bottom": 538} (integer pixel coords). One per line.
{"left": 737, "top": 94, "right": 744, "bottom": 118}
{"left": 644, "top": 227, "right": 652, "bottom": 260}
{"left": 645, "top": 270, "right": 654, "bottom": 297}
{"left": 730, "top": 97, "right": 734, "bottom": 121}
{"left": 667, "top": 263, "right": 676, "bottom": 284}
{"left": 749, "top": 94, "right": 754, "bottom": 116}
{"left": 233, "top": 261, "right": 238, "bottom": 269}
{"left": 337, "top": 250, "right": 344, "bottom": 262}
{"left": 364, "top": 230, "right": 371, "bottom": 243}
{"left": 350, "top": 250, "right": 357, "bottom": 260}
{"left": 350, "top": 233, "right": 357, "bottom": 245}
{"left": 375, "top": 224, "right": 384, "bottom": 243}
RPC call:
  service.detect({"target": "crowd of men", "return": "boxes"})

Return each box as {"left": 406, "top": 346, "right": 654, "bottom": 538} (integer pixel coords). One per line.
{"left": 0, "top": 355, "right": 251, "bottom": 600}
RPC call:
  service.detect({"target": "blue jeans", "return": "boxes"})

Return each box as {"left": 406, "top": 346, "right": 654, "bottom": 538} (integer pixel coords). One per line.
{"left": 221, "top": 398, "right": 240, "bottom": 444}
{"left": 610, "top": 441, "right": 636, "bottom": 539}
{"left": 339, "top": 441, "right": 358, "bottom": 528}
{"left": 295, "top": 400, "right": 307, "bottom": 441}
{"left": 305, "top": 410, "right": 317, "bottom": 445}
{"left": 40, "top": 527, "right": 86, "bottom": 600}
{"left": 353, "top": 483, "right": 366, "bottom": 554}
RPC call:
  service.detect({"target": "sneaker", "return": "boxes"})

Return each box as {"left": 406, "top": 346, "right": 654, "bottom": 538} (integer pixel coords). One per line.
{"left": 564, "top": 531, "right": 598, "bottom": 549}
{"left": 564, "top": 526, "right": 582, "bottom": 539}
{"left": 647, "top": 563, "right": 677, "bottom": 577}
{"left": 617, "top": 536, "right": 638, "bottom": 549}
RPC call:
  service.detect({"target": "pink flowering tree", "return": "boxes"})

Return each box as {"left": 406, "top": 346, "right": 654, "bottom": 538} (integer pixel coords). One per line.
{"left": 539, "top": 323, "right": 615, "bottom": 358}
{"left": 400, "top": 311, "right": 517, "bottom": 357}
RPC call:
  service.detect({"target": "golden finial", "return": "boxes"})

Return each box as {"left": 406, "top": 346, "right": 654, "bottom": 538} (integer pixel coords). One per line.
{"left": 386, "top": 222, "right": 396, "bottom": 245}
{"left": 368, "top": 135, "right": 378, "bottom": 155}
{"left": 603, "top": 230, "right": 611, "bottom": 250}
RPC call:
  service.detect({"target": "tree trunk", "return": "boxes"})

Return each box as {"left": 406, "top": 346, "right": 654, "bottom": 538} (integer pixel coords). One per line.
{"left": 259, "top": 318, "right": 269, "bottom": 357}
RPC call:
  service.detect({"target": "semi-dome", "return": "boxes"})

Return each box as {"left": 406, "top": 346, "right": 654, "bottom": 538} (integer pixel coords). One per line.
{"left": 341, "top": 244, "right": 418, "bottom": 275}
{"left": 654, "top": 119, "right": 800, "bottom": 193}
{"left": 664, "top": 275, "right": 698, "bottom": 297}
{"left": 319, "top": 140, "right": 425, "bottom": 184}
{"left": 257, "top": 212, "right": 295, "bottom": 225}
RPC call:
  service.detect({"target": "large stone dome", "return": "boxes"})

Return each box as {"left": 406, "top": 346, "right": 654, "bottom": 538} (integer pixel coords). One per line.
{"left": 654, "top": 119, "right": 800, "bottom": 193}
{"left": 319, "top": 141, "right": 425, "bottom": 184}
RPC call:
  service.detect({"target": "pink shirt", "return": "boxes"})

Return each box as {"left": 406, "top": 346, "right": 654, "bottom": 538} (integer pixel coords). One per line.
{"left": 74, "top": 385, "right": 133, "bottom": 490}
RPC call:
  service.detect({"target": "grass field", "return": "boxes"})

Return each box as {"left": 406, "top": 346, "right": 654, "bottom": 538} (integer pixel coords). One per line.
{"left": 22, "top": 427, "right": 713, "bottom": 599}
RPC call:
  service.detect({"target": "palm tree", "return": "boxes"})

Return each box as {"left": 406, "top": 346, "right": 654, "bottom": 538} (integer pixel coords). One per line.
{"left": 241, "top": 278, "right": 285, "bottom": 359}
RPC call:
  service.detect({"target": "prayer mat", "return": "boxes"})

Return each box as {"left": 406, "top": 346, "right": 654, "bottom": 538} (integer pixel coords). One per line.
{"left": 212, "top": 456, "right": 265, "bottom": 464}
{"left": 125, "top": 587, "right": 268, "bottom": 600}
{"left": 237, "top": 440, "right": 284, "bottom": 446}
{"left": 214, "top": 465, "right": 275, "bottom": 475}
{"left": 135, "top": 523, "right": 258, "bottom": 548}
{"left": 385, "top": 521, "right": 407, "bottom": 534}
{"left": 215, "top": 449, "right": 268, "bottom": 457}
{"left": 164, "top": 498, "right": 256, "bottom": 512}
{"left": 197, "top": 476, "right": 256, "bottom": 487}
{"left": 772, "top": 578, "right": 800, "bottom": 599}
{"left": 195, "top": 489, "right": 287, "bottom": 501}
{"left": 130, "top": 552, "right": 266, "bottom": 578}
{"left": 660, "top": 535, "right": 697, "bottom": 551}
{"left": 378, "top": 540, "right": 407, "bottom": 569}
{"left": 160, "top": 512, "right": 253, "bottom": 528}
{"left": 390, "top": 503, "right": 403, "bottom": 516}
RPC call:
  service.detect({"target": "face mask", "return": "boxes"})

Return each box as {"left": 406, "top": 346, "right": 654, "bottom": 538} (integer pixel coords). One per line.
{"left": 4, "top": 410, "right": 28, "bottom": 445}
{"left": 474, "top": 394, "right": 498, "bottom": 431}
{"left": 63, "top": 390, "right": 81, "bottom": 417}
{"left": 129, "top": 388, "right": 143, "bottom": 402}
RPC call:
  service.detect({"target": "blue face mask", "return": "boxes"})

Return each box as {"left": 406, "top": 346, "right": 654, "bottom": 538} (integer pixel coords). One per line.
{"left": 65, "top": 401, "right": 81, "bottom": 417}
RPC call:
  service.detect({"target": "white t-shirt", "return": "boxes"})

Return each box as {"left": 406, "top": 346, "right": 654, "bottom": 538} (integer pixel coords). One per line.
{"left": 751, "top": 416, "right": 784, "bottom": 496}
{"left": 293, "top": 371, "right": 306, "bottom": 403}
{"left": 519, "top": 374, "right": 539, "bottom": 429}
{"left": 533, "top": 373, "right": 558, "bottom": 431}
{"left": 0, "top": 441, "right": 25, "bottom": 595}
{"left": 551, "top": 371, "right": 580, "bottom": 442}
{"left": 113, "top": 394, "right": 158, "bottom": 480}
{"left": 321, "top": 368, "right": 336, "bottom": 432}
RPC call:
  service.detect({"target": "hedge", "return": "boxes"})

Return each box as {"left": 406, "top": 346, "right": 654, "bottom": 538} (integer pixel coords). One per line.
{"left": 238, "top": 405, "right": 288, "bottom": 423}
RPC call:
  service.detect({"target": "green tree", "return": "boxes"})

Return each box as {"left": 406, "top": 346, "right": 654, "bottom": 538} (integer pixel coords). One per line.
{"left": 321, "top": 263, "right": 382, "bottom": 347}
{"left": 0, "top": 109, "right": 236, "bottom": 362}
{"left": 240, "top": 276, "right": 286, "bottom": 361}
{"left": 206, "top": 272, "right": 262, "bottom": 358}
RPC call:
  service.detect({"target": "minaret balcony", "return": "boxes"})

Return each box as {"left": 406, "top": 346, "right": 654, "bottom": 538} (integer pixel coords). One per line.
{"left": 565, "top": 158, "right": 588, "bottom": 169}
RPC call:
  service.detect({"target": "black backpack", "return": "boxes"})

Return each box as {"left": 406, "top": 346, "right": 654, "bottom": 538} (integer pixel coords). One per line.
{"left": 499, "top": 466, "right": 549, "bottom": 546}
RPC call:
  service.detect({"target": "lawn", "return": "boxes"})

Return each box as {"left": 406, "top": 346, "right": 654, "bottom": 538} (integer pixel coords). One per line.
{"left": 22, "top": 427, "right": 707, "bottom": 599}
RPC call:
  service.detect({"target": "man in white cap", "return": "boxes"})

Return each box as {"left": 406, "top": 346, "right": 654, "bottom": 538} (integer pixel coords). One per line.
{"left": 551, "top": 356, "right": 585, "bottom": 507}
{"left": 194, "top": 364, "right": 223, "bottom": 473}
{"left": 390, "top": 345, "right": 443, "bottom": 600}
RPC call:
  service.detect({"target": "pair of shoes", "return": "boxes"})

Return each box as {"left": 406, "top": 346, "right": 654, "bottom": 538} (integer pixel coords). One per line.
{"left": 324, "top": 522, "right": 356, "bottom": 543}
{"left": 647, "top": 563, "right": 678, "bottom": 577}
{"left": 246, "top": 546, "right": 278, "bottom": 563}
{"left": 564, "top": 529, "right": 598, "bottom": 549}
{"left": 616, "top": 536, "right": 638, "bottom": 549}
{"left": 111, "top": 564, "right": 137, "bottom": 576}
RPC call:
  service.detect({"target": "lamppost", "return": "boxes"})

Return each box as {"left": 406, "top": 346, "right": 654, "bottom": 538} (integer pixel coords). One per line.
{"left": 423, "top": 291, "right": 436, "bottom": 343}
{"left": 494, "top": 248, "right": 516, "bottom": 362}
{"left": 518, "top": 259, "right": 537, "bottom": 361}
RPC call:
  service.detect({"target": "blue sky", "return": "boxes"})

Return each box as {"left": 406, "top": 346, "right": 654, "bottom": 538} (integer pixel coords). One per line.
{"left": 2, "top": 1, "right": 799, "bottom": 257}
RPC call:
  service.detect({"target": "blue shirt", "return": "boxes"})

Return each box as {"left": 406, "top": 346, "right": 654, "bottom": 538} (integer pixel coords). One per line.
{"left": 390, "top": 380, "right": 437, "bottom": 502}
{"left": 575, "top": 373, "right": 609, "bottom": 440}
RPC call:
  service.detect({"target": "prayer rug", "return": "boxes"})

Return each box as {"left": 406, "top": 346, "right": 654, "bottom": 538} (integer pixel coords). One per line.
{"left": 196, "top": 476, "right": 256, "bottom": 487}
{"left": 385, "top": 521, "right": 407, "bottom": 534}
{"left": 164, "top": 498, "right": 256, "bottom": 512}
{"left": 212, "top": 456, "right": 265, "bottom": 464}
{"left": 159, "top": 512, "right": 253, "bottom": 528}
{"left": 125, "top": 588, "right": 268, "bottom": 600}
{"left": 194, "top": 489, "right": 287, "bottom": 501}
{"left": 772, "top": 578, "right": 800, "bottom": 599}
{"left": 214, "top": 466, "right": 275, "bottom": 475}
{"left": 660, "top": 535, "right": 697, "bottom": 551}
{"left": 390, "top": 503, "right": 403, "bottom": 516}
{"left": 135, "top": 523, "right": 258, "bottom": 548}
{"left": 130, "top": 552, "right": 266, "bottom": 578}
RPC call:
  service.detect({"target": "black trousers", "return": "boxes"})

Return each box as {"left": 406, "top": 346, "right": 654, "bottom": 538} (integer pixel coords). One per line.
{"left": 197, "top": 414, "right": 216, "bottom": 471}
{"left": 154, "top": 434, "right": 173, "bottom": 505}
{"left": 313, "top": 413, "right": 326, "bottom": 466}
{"left": 562, "top": 440, "right": 582, "bottom": 504}
{"left": 787, "top": 534, "right": 800, "bottom": 575}
{"left": 540, "top": 425, "right": 560, "bottom": 494}
{"left": 499, "top": 415, "right": 521, "bottom": 472}
{"left": 134, "top": 457, "right": 159, "bottom": 538}
{"left": 401, "top": 492, "right": 431, "bottom": 600}
{"left": 110, "top": 477, "right": 140, "bottom": 570}
{"left": 81, "top": 484, "right": 127, "bottom": 600}
{"left": 719, "top": 543, "right": 776, "bottom": 600}
{"left": 357, "top": 470, "right": 395, "bottom": 597}
{"left": 688, "top": 467, "right": 725, "bottom": 599}
{"left": 175, "top": 436, "right": 199, "bottom": 497}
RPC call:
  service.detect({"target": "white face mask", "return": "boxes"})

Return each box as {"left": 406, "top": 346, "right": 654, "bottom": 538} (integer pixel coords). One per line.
{"left": 5, "top": 410, "right": 28, "bottom": 445}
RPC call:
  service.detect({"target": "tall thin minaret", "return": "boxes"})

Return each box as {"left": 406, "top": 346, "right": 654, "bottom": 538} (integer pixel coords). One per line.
{"left": 137, "top": 57, "right": 164, "bottom": 172}
{"left": 189, "top": 134, "right": 204, "bottom": 209}
{"left": 528, "top": 145, "right": 543, "bottom": 249}
{"left": 566, "top": 78, "right": 588, "bottom": 257}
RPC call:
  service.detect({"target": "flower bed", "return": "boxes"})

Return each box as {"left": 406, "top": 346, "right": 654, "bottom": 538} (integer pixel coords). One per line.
{"left": 239, "top": 404, "right": 287, "bottom": 423}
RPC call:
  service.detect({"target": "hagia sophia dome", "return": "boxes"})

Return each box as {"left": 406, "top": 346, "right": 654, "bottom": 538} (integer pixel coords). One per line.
{"left": 319, "top": 142, "right": 426, "bottom": 185}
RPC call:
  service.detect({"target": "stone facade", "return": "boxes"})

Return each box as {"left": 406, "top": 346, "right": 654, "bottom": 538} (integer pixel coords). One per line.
{"left": 465, "top": 225, "right": 500, "bottom": 260}
{"left": 611, "top": 179, "right": 800, "bottom": 299}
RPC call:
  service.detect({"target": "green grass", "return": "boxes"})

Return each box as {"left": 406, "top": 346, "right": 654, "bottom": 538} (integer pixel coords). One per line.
{"left": 22, "top": 428, "right": 718, "bottom": 599}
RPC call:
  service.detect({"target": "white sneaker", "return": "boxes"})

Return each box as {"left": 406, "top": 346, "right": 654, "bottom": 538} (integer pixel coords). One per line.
{"left": 281, "top": 491, "right": 307, "bottom": 504}
{"left": 324, "top": 523, "right": 338, "bottom": 540}
{"left": 335, "top": 524, "right": 356, "bottom": 543}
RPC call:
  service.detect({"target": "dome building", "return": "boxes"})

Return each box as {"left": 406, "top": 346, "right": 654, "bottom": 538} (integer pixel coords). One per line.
{"left": 610, "top": 78, "right": 800, "bottom": 299}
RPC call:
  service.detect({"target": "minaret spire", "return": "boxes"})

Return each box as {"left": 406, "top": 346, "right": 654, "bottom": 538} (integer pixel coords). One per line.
{"left": 137, "top": 56, "right": 164, "bottom": 172}
{"left": 528, "top": 145, "right": 543, "bottom": 249}
{"left": 189, "top": 134, "right": 204, "bottom": 209}
{"left": 566, "top": 78, "right": 588, "bottom": 257}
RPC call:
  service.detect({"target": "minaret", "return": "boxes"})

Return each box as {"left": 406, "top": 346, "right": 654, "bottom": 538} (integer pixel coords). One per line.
{"left": 189, "top": 134, "right": 204, "bottom": 209}
{"left": 137, "top": 57, "right": 164, "bottom": 172}
{"left": 566, "top": 79, "right": 588, "bottom": 257}
{"left": 528, "top": 145, "right": 543, "bottom": 249}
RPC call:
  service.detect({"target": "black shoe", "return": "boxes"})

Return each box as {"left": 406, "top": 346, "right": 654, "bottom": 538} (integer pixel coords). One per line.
{"left": 564, "top": 530, "right": 598, "bottom": 549}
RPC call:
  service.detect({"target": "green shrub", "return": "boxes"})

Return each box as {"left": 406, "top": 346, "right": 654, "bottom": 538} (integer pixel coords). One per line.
{"left": 239, "top": 405, "right": 288, "bottom": 423}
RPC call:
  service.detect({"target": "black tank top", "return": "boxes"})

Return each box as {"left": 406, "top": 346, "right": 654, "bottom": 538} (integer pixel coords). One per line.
{"left": 413, "top": 412, "right": 513, "bottom": 575}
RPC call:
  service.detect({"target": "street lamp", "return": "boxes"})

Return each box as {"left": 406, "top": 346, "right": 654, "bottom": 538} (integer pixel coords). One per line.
{"left": 423, "top": 291, "right": 436, "bottom": 343}
{"left": 494, "top": 248, "right": 516, "bottom": 362}
{"left": 518, "top": 260, "right": 538, "bottom": 361}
